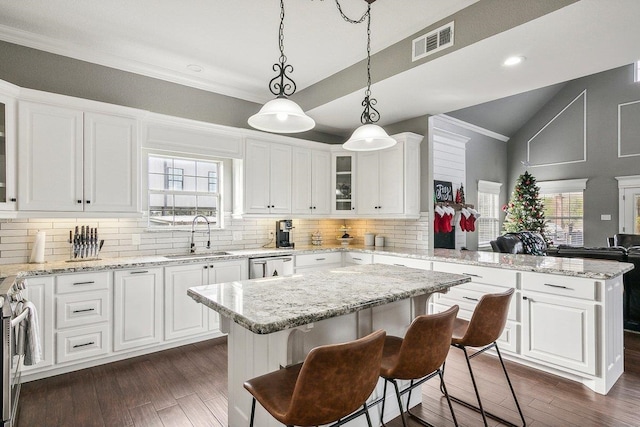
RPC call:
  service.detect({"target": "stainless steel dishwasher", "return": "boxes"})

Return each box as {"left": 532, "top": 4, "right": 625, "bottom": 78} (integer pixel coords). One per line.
{"left": 248, "top": 255, "right": 294, "bottom": 278}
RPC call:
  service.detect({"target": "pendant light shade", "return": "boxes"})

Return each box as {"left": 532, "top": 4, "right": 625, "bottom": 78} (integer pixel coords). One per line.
{"left": 343, "top": 124, "right": 396, "bottom": 151}
{"left": 340, "top": 1, "right": 394, "bottom": 152}
{"left": 248, "top": 97, "right": 315, "bottom": 133}
{"left": 248, "top": 0, "right": 315, "bottom": 134}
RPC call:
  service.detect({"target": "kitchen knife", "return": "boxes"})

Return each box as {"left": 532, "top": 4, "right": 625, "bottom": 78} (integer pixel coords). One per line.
{"left": 74, "top": 226, "right": 79, "bottom": 258}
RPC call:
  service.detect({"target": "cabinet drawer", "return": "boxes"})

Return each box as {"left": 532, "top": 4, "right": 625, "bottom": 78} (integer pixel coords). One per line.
{"left": 432, "top": 262, "right": 518, "bottom": 288}
{"left": 56, "top": 291, "right": 110, "bottom": 329}
{"left": 522, "top": 272, "right": 597, "bottom": 300}
{"left": 56, "top": 271, "right": 111, "bottom": 294}
{"left": 437, "top": 283, "right": 518, "bottom": 322}
{"left": 56, "top": 324, "right": 110, "bottom": 364}
{"left": 344, "top": 252, "right": 373, "bottom": 265}
{"left": 373, "top": 254, "right": 430, "bottom": 270}
{"left": 295, "top": 252, "right": 343, "bottom": 267}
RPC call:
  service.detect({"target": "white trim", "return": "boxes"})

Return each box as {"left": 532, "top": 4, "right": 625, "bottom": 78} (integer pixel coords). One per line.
{"left": 477, "top": 180, "right": 502, "bottom": 194}
{"left": 537, "top": 178, "right": 588, "bottom": 194}
{"left": 615, "top": 175, "right": 640, "bottom": 188}
{"left": 527, "top": 90, "right": 587, "bottom": 167}
{"left": 617, "top": 99, "right": 640, "bottom": 158}
{"left": 437, "top": 114, "right": 510, "bottom": 142}
{"left": 432, "top": 127, "right": 470, "bottom": 148}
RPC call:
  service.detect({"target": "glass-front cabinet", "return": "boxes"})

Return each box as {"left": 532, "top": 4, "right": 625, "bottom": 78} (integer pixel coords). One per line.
{"left": 332, "top": 150, "right": 356, "bottom": 215}
{"left": 0, "top": 85, "right": 17, "bottom": 211}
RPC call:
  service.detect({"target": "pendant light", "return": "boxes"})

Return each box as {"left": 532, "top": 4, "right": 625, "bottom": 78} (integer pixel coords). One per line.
{"left": 248, "top": 0, "right": 315, "bottom": 134}
{"left": 342, "top": 1, "right": 396, "bottom": 151}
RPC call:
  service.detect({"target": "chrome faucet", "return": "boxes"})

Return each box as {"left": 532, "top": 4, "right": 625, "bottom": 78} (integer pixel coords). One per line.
{"left": 190, "top": 215, "right": 211, "bottom": 254}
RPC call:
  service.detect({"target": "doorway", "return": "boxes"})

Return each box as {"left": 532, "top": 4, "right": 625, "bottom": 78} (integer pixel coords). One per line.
{"left": 617, "top": 176, "right": 640, "bottom": 233}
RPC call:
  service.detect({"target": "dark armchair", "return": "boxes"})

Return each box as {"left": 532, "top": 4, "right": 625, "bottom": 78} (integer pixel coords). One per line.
{"left": 610, "top": 233, "right": 640, "bottom": 248}
{"left": 490, "top": 232, "right": 547, "bottom": 255}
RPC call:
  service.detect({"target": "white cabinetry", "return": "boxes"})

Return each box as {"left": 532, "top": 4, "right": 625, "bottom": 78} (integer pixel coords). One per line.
{"left": 113, "top": 268, "right": 163, "bottom": 351}
{"left": 355, "top": 133, "right": 421, "bottom": 218}
{"left": 291, "top": 147, "right": 331, "bottom": 215}
{"left": 373, "top": 254, "right": 431, "bottom": 270}
{"left": 331, "top": 150, "right": 356, "bottom": 215}
{"left": 520, "top": 272, "right": 597, "bottom": 375}
{"left": 21, "top": 276, "right": 54, "bottom": 372}
{"left": 344, "top": 252, "right": 372, "bottom": 265}
{"left": 295, "top": 252, "right": 343, "bottom": 273}
{"left": 244, "top": 138, "right": 291, "bottom": 215}
{"left": 164, "top": 259, "right": 247, "bottom": 340}
{"left": 54, "top": 271, "right": 112, "bottom": 364}
{"left": 18, "top": 99, "right": 139, "bottom": 213}
{"left": 0, "top": 83, "right": 18, "bottom": 211}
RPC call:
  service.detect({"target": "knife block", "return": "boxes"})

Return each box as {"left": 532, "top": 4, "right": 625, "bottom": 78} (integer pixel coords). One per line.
{"left": 66, "top": 238, "right": 104, "bottom": 262}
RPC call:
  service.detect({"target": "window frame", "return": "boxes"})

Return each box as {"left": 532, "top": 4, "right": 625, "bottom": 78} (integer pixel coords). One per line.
{"left": 538, "top": 179, "right": 588, "bottom": 247}
{"left": 476, "top": 180, "right": 502, "bottom": 249}
{"left": 145, "top": 151, "right": 224, "bottom": 230}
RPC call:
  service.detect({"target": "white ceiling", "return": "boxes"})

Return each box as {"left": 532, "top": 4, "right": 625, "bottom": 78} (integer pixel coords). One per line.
{"left": 1, "top": 0, "right": 639, "bottom": 137}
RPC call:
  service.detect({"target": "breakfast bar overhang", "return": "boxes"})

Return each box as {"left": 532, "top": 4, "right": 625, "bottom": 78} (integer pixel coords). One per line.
{"left": 188, "top": 263, "right": 471, "bottom": 427}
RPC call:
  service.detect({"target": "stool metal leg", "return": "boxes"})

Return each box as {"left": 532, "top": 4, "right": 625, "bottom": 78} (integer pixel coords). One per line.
{"left": 249, "top": 397, "right": 256, "bottom": 427}
{"left": 392, "top": 380, "right": 408, "bottom": 427}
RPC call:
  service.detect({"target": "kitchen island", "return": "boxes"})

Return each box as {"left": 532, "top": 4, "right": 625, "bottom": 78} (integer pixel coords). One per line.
{"left": 188, "top": 263, "right": 471, "bottom": 427}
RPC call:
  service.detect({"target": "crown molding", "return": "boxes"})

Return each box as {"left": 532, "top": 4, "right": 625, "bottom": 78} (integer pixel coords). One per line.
{"left": 437, "top": 114, "right": 510, "bottom": 142}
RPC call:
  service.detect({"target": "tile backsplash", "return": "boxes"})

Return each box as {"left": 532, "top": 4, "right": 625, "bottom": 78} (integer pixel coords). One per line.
{"left": 0, "top": 213, "right": 430, "bottom": 265}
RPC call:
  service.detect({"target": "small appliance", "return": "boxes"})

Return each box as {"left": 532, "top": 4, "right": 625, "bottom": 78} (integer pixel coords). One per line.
{"left": 276, "top": 220, "right": 294, "bottom": 248}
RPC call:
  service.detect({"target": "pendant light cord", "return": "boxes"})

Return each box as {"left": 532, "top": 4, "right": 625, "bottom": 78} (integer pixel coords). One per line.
{"left": 270, "top": 0, "right": 296, "bottom": 98}
{"left": 278, "top": 0, "right": 286, "bottom": 65}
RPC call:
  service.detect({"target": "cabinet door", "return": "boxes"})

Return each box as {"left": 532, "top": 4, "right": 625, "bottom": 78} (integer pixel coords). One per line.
{"left": 18, "top": 102, "right": 83, "bottom": 211}
{"left": 22, "top": 276, "right": 54, "bottom": 371}
{"left": 311, "top": 150, "right": 331, "bottom": 215}
{"left": 113, "top": 268, "right": 163, "bottom": 351}
{"left": 244, "top": 139, "right": 272, "bottom": 214}
{"left": 378, "top": 144, "right": 404, "bottom": 214}
{"left": 209, "top": 260, "right": 248, "bottom": 330}
{"left": 291, "top": 147, "right": 312, "bottom": 215}
{"left": 84, "top": 113, "right": 139, "bottom": 212}
{"left": 356, "top": 151, "right": 380, "bottom": 214}
{"left": 164, "top": 263, "right": 209, "bottom": 341}
{"left": 269, "top": 143, "right": 292, "bottom": 215}
{"left": 0, "top": 92, "right": 17, "bottom": 210}
{"left": 332, "top": 152, "right": 356, "bottom": 215}
{"left": 521, "top": 291, "right": 596, "bottom": 375}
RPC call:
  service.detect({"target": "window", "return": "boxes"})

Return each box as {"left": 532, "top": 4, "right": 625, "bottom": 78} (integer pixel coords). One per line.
{"left": 636, "top": 60, "right": 640, "bottom": 83}
{"left": 147, "top": 154, "right": 223, "bottom": 228}
{"left": 538, "top": 179, "right": 587, "bottom": 246}
{"left": 477, "top": 180, "right": 502, "bottom": 247}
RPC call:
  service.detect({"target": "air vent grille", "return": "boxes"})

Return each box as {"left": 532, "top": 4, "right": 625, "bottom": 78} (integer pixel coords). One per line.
{"left": 412, "top": 21, "right": 454, "bottom": 62}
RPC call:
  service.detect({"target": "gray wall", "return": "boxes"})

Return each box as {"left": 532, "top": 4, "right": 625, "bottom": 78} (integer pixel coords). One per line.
{"left": 507, "top": 64, "right": 640, "bottom": 247}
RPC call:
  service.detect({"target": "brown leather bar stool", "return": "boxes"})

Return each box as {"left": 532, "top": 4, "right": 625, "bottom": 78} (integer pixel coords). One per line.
{"left": 379, "top": 305, "right": 460, "bottom": 427}
{"left": 441, "top": 288, "right": 526, "bottom": 427}
{"left": 243, "top": 329, "right": 386, "bottom": 427}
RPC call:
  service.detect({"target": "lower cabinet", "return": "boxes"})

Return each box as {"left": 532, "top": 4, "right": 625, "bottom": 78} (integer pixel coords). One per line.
{"left": 113, "top": 268, "right": 163, "bottom": 351}
{"left": 164, "top": 259, "right": 247, "bottom": 340}
{"left": 21, "top": 276, "right": 54, "bottom": 372}
{"left": 295, "top": 252, "right": 343, "bottom": 272}
{"left": 373, "top": 254, "right": 430, "bottom": 270}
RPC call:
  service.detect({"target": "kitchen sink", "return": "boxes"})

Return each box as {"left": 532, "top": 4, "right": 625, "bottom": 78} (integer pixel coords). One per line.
{"left": 164, "top": 251, "right": 232, "bottom": 259}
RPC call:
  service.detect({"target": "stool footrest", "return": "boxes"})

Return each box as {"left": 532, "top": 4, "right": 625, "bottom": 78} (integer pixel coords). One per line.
{"left": 447, "top": 394, "right": 524, "bottom": 427}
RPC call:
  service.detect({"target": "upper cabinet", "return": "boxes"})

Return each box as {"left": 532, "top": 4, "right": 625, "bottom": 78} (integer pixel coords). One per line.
{"left": 244, "top": 138, "right": 292, "bottom": 215}
{"left": 355, "top": 133, "right": 422, "bottom": 218}
{"left": 0, "top": 83, "right": 18, "bottom": 212}
{"left": 18, "top": 97, "right": 140, "bottom": 213}
{"left": 331, "top": 150, "right": 356, "bottom": 216}
{"left": 291, "top": 147, "right": 331, "bottom": 216}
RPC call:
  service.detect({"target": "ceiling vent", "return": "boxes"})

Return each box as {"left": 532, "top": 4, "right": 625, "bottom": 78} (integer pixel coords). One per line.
{"left": 412, "top": 21, "right": 454, "bottom": 62}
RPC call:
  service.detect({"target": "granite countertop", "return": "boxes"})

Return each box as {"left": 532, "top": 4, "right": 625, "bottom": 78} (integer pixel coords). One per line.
{"left": 0, "top": 245, "right": 632, "bottom": 281}
{"left": 187, "top": 263, "right": 471, "bottom": 334}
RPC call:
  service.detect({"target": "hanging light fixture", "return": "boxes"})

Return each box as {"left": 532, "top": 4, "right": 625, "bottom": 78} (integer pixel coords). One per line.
{"left": 248, "top": 0, "right": 315, "bottom": 134}
{"left": 341, "top": 1, "right": 396, "bottom": 151}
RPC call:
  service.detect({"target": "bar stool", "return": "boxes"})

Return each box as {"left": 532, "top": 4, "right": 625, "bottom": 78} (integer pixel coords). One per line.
{"left": 243, "top": 329, "right": 386, "bottom": 427}
{"left": 441, "top": 288, "right": 526, "bottom": 427}
{"left": 379, "top": 305, "right": 460, "bottom": 427}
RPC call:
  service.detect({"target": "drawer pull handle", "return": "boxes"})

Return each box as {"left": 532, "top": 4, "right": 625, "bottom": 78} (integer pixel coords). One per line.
{"left": 73, "top": 281, "right": 95, "bottom": 286}
{"left": 130, "top": 271, "right": 149, "bottom": 274}
{"left": 393, "top": 264, "right": 406, "bottom": 267}
{"left": 544, "top": 283, "right": 571, "bottom": 290}
{"left": 73, "top": 342, "right": 95, "bottom": 349}
{"left": 353, "top": 257, "right": 362, "bottom": 261}
{"left": 72, "top": 308, "right": 95, "bottom": 314}
{"left": 464, "top": 273, "right": 482, "bottom": 278}
{"left": 316, "top": 258, "right": 326, "bottom": 261}
{"left": 463, "top": 296, "right": 479, "bottom": 302}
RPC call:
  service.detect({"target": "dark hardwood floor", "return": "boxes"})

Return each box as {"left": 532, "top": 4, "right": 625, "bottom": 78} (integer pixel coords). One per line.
{"left": 18, "top": 332, "right": 640, "bottom": 427}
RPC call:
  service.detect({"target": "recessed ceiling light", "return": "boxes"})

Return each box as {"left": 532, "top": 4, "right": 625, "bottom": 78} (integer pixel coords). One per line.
{"left": 503, "top": 56, "right": 525, "bottom": 66}
{"left": 187, "top": 64, "right": 203, "bottom": 73}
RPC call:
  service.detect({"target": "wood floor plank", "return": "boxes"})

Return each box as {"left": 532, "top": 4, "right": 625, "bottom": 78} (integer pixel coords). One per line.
{"left": 129, "top": 403, "right": 164, "bottom": 427}
{"left": 203, "top": 395, "right": 228, "bottom": 427}
{"left": 176, "top": 393, "right": 223, "bottom": 426}
{"left": 156, "top": 404, "right": 193, "bottom": 427}
{"left": 92, "top": 363, "right": 135, "bottom": 426}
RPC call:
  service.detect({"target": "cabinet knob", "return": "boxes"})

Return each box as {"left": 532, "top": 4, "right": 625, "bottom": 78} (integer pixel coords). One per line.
{"left": 522, "top": 296, "right": 529, "bottom": 300}
{"left": 77, "top": 200, "right": 82, "bottom": 204}
{"left": 86, "top": 200, "right": 91, "bottom": 204}
{"left": 9, "top": 198, "right": 16, "bottom": 202}
{"left": 204, "top": 266, "right": 208, "bottom": 269}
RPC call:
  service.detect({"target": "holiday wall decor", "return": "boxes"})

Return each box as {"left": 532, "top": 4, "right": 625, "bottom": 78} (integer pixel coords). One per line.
{"left": 502, "top": 171, "right": 550, "bottom": 244}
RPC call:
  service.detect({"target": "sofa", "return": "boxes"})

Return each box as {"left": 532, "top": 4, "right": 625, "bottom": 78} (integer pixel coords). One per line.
{"left": 490, "top": 232, "right": 547, "bottom": 255}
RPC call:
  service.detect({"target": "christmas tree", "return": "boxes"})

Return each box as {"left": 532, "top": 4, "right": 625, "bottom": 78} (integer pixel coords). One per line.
{"left": 503, "top": 171, "right": 548, "bottom": 241}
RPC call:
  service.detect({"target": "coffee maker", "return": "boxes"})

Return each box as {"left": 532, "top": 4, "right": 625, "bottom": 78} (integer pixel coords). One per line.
{"left": 276, "top": 220, "right": 294, "bottom": 248}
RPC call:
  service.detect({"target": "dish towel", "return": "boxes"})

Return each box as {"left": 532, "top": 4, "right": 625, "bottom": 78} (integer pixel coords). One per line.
{"left": 266, "top": 259, "right": 285, "bottom": 277}
{"left": 16, "top": 299, "right": 42, "bottom": 366}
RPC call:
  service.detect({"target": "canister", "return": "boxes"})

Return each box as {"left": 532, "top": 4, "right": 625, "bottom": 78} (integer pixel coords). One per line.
{"left": 364, "top": 233, "right": 375, "bottom": 246}
{"left": 375, "top": 235, "right": 385, "bottom": 247}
